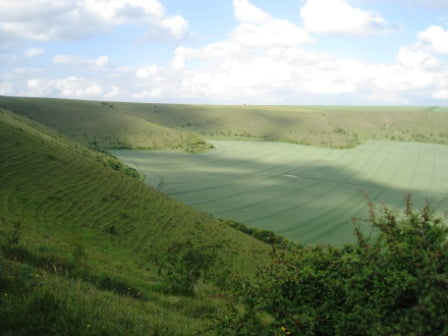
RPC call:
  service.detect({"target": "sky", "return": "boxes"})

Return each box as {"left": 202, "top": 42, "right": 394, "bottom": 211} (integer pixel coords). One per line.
{"left": 1, "top": 0, "right": 448, "bottom": 105}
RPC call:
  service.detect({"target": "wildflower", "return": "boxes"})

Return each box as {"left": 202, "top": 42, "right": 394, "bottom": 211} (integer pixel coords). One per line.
{"left": 86, "top": 324, "right": 91, "bottom": 328}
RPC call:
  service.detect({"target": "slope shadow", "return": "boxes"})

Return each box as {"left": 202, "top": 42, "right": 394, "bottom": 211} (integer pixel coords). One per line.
{"left": 113, "top": 145, "right": 448, "bottom": 245}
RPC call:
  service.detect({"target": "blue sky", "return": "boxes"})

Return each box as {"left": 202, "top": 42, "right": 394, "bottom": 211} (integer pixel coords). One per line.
{"left": 1, "top": 0, "right": 448, "bottom": 105}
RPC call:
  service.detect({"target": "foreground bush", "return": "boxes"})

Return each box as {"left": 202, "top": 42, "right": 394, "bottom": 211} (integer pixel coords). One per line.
{"left": 214, "top": 199, "right": 448, "bottom": 336}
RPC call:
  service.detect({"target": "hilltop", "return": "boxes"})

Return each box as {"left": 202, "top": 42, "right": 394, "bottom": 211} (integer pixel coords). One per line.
{"left": 1, "top": 96, "right": 448, "bottom": 149}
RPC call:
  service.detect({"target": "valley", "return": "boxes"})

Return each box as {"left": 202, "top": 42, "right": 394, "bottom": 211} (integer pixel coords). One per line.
{"left": 113, "top": 139, "right": 448, "bottom": 245}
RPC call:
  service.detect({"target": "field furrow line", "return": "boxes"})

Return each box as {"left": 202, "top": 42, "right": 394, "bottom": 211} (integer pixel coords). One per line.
{"left": 366, "top": 141, "right": 400, "bottom": 184}
{"left": 428, "top": 144, "right": 438, "bottom": 193}
{"left": 407, "top": 143, "right": 422, "bottom": 190}
{"left": 244, "top": 182, "right": 342, "bottom": 224}
{"left": 212, "top": 180, "right": 321, "bottom": 216}
{"left": 282, "top": 188, "right": 384, "bottom": 242}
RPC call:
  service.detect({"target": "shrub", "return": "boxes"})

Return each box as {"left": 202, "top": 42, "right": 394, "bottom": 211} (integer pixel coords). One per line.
{"left": 222, "top": 219, "right": 291, "bottom": 247}
{"left": 156, "top": 241, "right": 221, "bottom": 296}
{"left": 213, "top": 198, "right": 448, "bottom": 336}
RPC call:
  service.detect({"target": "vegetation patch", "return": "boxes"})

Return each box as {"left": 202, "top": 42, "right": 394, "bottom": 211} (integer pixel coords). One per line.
{"left": 211, "top": 200, "right": 448, "bottom": 335}
{"left": 114, "top": 139, "right": 448, "bottom": 245}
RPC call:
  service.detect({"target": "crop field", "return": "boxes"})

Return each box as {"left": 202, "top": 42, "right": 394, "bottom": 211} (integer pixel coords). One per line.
{"left": 113, "top": 140, "right": 448, "bottom": 245}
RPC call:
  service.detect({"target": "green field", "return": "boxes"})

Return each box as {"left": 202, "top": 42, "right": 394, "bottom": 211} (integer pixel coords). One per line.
{"left": 113, "top": 139, "right": 448, "bottom": 245}
{"left": 2, "top": 96, "right": 448, "bottom": 245}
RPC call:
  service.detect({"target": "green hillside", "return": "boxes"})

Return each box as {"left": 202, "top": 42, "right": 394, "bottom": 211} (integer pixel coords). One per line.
{"left": 2, "top": 96, "right": 448, "bottom": 150}
{"left": 1, "top": 97, "right": 447, "bottom": 335}
{"left": 126, "top": 104, "right": 448, "bottom": 148}
{"left": 0, "top": 107, "right": 269, "bottom": 335}
{"left": 0, "top": 96, "right": 212, "bottom": 152}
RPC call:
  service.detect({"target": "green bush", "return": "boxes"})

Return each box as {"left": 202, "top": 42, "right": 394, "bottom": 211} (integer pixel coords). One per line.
{"left": 214, "top": 199, "right": 448, "bottom": 335}
{"left": 223, "top": 219, "right": 291, "bottom": 247}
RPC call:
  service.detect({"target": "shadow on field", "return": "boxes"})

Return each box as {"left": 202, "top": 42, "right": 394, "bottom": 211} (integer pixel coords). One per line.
{"left": 114, "top": 146, "right": 448, "bottom": 246}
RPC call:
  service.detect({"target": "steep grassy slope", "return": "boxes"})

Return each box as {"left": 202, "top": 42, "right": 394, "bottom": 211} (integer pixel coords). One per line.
{"left": 0, "top": 108, "right": 269, "bottom": 335}
{"left": 0, "top": 96, "right": 211, "bottom": 152}
{"left": 2, "top": 96, "right": 448, "bottom": 150}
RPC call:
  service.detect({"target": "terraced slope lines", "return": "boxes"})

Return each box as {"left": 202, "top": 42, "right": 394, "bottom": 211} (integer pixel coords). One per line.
{"left": 113, "top": 140, "right": 448, "bottom": 245}
{"left": 0, "top": 108, "right": 268, "bottom": 276}
{"left": 0, "top": 108, "right": 273, "bottom": 335}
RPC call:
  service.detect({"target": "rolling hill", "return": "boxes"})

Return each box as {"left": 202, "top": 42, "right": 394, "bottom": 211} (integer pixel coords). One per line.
{"left": 0, "top": 107, "right": 269, "bottom": 335}
{"left": 2, "top": 96, "right": 448, "bottom": 150}
{"left": 0, "top": 96, "right": 212, "bottom": 152}
{"left": 1, "top": 96, "right": 447, "bottom": 334}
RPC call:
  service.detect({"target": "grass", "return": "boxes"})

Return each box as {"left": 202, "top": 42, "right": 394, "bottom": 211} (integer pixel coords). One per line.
{"left": 1, "top": 95, "right": 448, "bottom": 332}
{"left": 2, "top": 96, "right": 448, "bottom": 150}
{"left": 0, "top": 96, "right": 212, "bottom": 152}
{"left": 113, "top": 139, "right": 448, "bottom": 245}
{"left": 109, "top": 103, "right": 448, "bottom": 148}
{"left": 0, "top": 107, "right": 269, "bottom": 335}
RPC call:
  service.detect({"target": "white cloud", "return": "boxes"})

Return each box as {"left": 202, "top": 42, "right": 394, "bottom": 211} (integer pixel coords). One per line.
{"left": 171, "top": 47, "right": 193, "bottom": 70}
{"left": 82, "top": 0, "right": 164, "bottom": 24}
{"left": 5, "top": 0, "right": 448, "bottom": 105}
{"left": 0, "top": 0, "right": 188, "bottom": 41}
{"left": 231, "top": 0, "right": 312, "bottom": 48}
{"left": 370, "top": 65, "right": 435, "bottom": 92}
{"left": 230, "top": 20, "right": 312, "bottom": 48}
{"left": 105, "top": 86, "right": 121, "bottom": 99}
{"left": 433, "top": 89, "right": 448, "bottom": 99}
{"left": 165, "top": 22, "right": 448, "bottom": 103}
{"left": 24, "top": 48, "right": 45, "bottom": 58}
{"left": 127, "top": 5, "right": 448, "bottom": 104}
{"left": 233, "top": 0, "right": 271, "bottom": 23}
{"left": 52, "top": 55, "right": 109, "bottom": 69}
{"left": 301, "top": 0, "right": 388, "bottom": 35}
{"left": 133, "top": 88, "right": 164, "bottom": 99}
{"left": 12, "top": 67, "right": 45, "bottom": 75}
{"left": 136, "top": 65, "right": 161, "bottom": 79}
{"left": 25, "top": 77, "right": 103, "bottom": 98}
{"left": 417, "top": 25, "right": 448, "bottom": 55}
{"left": 171, "top": 0, "right": 311, "bottom": 71}
{"left": 0, "top": 81, "right": 15, "bottom": 95}
{"left": 160, "top": 16, "right": 189, "bottom": 39}
{"left": 397, "top": 46, "right": 440, "bottom": 69}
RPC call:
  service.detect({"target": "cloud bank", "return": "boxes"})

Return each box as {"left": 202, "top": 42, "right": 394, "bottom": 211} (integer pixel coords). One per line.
{"left": 0, "top": 0, "right": 189, "bottom": 41}
{"left": 1, "top": 0, "right": 448, "bottom": 105}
